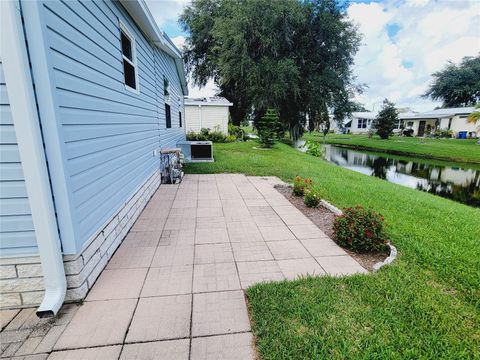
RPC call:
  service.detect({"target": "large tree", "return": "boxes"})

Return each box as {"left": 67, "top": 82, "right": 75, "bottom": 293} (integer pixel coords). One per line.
{"left": 423, "top": 55, "right": 480, "bottom": 107}
{"left": 179, "top": 0, "right": 361, "bottom": 139}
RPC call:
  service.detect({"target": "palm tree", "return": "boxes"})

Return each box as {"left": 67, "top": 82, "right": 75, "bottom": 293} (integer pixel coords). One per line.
{"left": 468, "top": 104, "right": 480, "bottom": 144}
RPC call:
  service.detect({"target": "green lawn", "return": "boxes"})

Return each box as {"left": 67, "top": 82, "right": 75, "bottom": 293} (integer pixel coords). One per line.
{"left": 303, "top": 133, "right": 480, "bottom": 164}
{"left": 186, "top": 141, "right": 480, "bottom": 359}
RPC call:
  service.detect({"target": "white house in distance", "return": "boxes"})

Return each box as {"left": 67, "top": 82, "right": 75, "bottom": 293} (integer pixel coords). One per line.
{"left": 344, "top": 111, "right": 402, "bottom": 134}
{"left": 343, "top": 107, "right": 476, "bottom": 137}
{"left": 399, "top": 107, "right": 476, "bottom": 137}
{"left": 184, "top": 97, "right": 233, "bottom": 135}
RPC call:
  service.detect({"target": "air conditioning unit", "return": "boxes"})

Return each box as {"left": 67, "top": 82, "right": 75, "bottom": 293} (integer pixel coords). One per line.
{"left": 177, "top": 141, "right": 214, "bottom": 162}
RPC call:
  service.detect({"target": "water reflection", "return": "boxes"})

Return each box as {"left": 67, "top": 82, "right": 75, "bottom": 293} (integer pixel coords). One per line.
{"left": 296, "top": 141, "right": 480, "bottom": 207}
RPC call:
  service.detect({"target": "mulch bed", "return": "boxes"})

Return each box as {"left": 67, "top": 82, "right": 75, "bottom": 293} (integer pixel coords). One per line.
{"left": 274, "top": 184, "right": 388, "bottom": 272}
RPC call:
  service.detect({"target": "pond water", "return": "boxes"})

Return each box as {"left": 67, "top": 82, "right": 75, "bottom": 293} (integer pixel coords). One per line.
{"left": 295, "top": 141, "right": 480, "bottom": 207}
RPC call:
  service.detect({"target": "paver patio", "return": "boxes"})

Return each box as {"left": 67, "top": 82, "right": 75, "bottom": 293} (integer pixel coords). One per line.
{"left": 0, "top": 174, "right": 366, "bottom": 359}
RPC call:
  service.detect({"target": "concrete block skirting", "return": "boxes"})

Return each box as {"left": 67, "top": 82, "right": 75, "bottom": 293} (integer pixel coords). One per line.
{"left": 0, "top": 170, "right": 161, "bottom": 309}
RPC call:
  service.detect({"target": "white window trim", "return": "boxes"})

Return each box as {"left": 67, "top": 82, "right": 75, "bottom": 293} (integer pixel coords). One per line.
{"left": 119, "top": 21, "right": 139, "bottom": 94}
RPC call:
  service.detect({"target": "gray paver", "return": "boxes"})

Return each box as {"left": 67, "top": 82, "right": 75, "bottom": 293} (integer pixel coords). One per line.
{"left": 120, "top": 339, "right": 189, "bottom": 360}
{"left": 86, "top": 268, "right": 147, "bottom": 301}
{"left": 267, "top": 240, "right": 311, "bottom": 260}
{"left": 48, "top": 345, "right": 121, "bottom": 360}
{"left": 126, "top": 295, "right": 191, "bottom": 342}
{"left": 316, "top": 256, "right": 368, "bottom": 276}
{"left": 54, "top": 299, "right": 136, "bottom": 350}
{"left": 231, "top": 242, "right": 273, "bottom": 261}
{"left": 193, "top": 263, "right": 240, "bottom": 293}
{"left": 141, "top": 265, "right": 193, "bottom": 297}
{"left": 191, "top": 333, "right": 256, "bottom": 360}
{"left": 195, "top": 243, "right": 234, "bottom": 264}
{"left": 192, "top": 290, "right": 250, "bottom": 337}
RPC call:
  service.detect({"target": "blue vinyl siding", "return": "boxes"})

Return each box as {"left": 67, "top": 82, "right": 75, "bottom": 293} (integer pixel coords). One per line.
{"left": 40, "top": 0, "right": 185, "bottom": 251}
{"left": 0, "top": 62, "right": 38, "bottom": 256}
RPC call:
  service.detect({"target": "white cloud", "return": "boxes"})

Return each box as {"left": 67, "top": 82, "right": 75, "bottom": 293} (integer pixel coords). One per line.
{"left": 348, "top": 0, "right": 480, "bottom": 112}
{"left": 171, "top": 35, "right": 185, "bottom": 50}
{"left": 144, "top": 0, "right": 189, "bottom": 27}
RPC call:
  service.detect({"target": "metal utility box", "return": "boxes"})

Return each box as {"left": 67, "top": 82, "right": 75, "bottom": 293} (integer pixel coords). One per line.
{"left": 177, "top": 141, "right": 214, "bottom": 162}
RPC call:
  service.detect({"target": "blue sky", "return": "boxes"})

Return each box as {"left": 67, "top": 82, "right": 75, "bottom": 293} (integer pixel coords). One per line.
{"left": 146, "top": 0, "right": 480, "bottom": 111}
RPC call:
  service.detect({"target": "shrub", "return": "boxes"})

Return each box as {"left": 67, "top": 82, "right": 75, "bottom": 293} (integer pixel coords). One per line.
{"left": 208, "top": 131, "right": 227, "bottom": 143}
{"left": 333, "top": 206, "right": 388, "bottom": 253}
{"left": 257, "top": 108, "right": 280, "bottom": 148}
{"left": 403, "top": 128, "right": 414, "bottom": 137}
{"left": 303, "top": 140, "right": 322, "bottom": 157}
{"left": 373, "top": 99, "right": 398, "bottom": 139}
{"left": 186, "top": 131, "right": 207, "bottom": 141}
{"left": 226, "top": 134, "right": 237, "bottom": 142}
{"left": 228, "top": 124, "right": 245, "bottom": 140}
{"left": 293, "top": 176, "right": 312, "bottom": 196}
{"left": 186, "top": 128, "right": 227, "bottom": 142}
{"left": 304, "top": 187, "right": 322, "bottom": 208}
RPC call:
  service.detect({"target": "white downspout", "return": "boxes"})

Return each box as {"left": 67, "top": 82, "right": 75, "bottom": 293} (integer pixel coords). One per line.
{"left": 1, "top": 0, "right": 66, "bottom": 317}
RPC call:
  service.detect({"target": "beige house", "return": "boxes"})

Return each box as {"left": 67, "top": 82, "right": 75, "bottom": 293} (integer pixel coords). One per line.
{"left": 399, "top": 107, "right": 476, "bottom": 137}
{"left": 184, "top": 97, "right": 233, "bottom": 135}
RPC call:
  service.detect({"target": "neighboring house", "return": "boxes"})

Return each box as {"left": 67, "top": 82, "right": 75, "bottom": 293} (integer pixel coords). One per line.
{"left": 346, "top": 112, "right": 377, "bottom": 134}
{"left": 400, "top": 107, "right": 476, "bottom": 137}
{"left": 184, "top": 97, "right": 233, "bottom": 135}
{"left": 0, "top": 0, "right": 187, "bottom": 314}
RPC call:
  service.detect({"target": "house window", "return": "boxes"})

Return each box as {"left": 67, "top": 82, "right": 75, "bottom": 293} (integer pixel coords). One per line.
{"left": 395, "top": 119, "right": 403, "bottom": 129}
{"left": 407, "top": 121, "right": 414, "bottom": 127}
{"left": 358, "top": 118, "right": 367, "bottom": 129}
{"left": 166, "top": 104, "right": 171, "bottom": 128}
{"left": 179, "top": 112, "right": 182, "bottom": 127}
{"left": 120, "top": 23, "right": 138, "bottom": 92}
{"left": 448, "top": 118, "right": 452, "bottom": 129}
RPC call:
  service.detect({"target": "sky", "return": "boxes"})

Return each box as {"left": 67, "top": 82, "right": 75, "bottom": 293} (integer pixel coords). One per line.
{"left": 145, "top": 0, "right": 480, "bottom": 112}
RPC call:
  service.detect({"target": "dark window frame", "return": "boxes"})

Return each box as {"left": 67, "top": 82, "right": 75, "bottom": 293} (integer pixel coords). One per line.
{"left": 166, "top": 104, "right": 171, "bottom": 128}
{"left": 179, "top": 111, "right": 182, "bottom": 128}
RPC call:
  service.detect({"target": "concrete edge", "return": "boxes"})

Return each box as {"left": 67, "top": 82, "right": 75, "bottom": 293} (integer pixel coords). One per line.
{"left": 373, "top": 242, "right": 398, "bottom": 272}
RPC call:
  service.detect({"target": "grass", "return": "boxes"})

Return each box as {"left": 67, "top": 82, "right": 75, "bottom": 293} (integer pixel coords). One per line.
{"left": 186, "top": 141, "right": 480, "bottom": 359}
{"left": 302, "top": 133, "right": 480, "bottom": 164}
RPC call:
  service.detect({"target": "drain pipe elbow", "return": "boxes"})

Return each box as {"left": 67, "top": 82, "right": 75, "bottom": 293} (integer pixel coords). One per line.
{"left": 1, "top": 0, "right": 67, "bottom": 318}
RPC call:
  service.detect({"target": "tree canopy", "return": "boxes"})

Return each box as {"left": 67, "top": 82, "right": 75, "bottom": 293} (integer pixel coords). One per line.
{"left": 423, "top": 55, "right": 480, "bottom": 107}
{"left": 180, "top": 0, "right": 361, "bottom": 139}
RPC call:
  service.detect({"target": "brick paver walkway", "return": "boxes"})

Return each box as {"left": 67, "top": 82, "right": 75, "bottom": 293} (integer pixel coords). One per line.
{"left": 0, "top": 174, "right": 366, "bottom": 359}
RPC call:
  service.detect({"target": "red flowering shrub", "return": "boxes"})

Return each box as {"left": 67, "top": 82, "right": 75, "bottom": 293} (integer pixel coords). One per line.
{"left": 292, "top": 176, "right": 312, "bottom": 196}
{"left": 333, "top": 206, "right": 388, "bottom": 252}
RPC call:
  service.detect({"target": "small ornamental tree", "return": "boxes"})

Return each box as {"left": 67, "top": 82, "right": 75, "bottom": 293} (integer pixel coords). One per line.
{"left": 374, "top": 99, "right": 398, "bottom": 139}
{"left": 257, "top": 108, "right": 280, "bottom": 148}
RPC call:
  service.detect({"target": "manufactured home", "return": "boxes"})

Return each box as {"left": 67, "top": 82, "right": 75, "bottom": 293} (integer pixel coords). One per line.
{"left": 399, "top": 107, "right": 476, "bottom": 137}
{"left": 0, "top": 0, "right": 187, "bottom": 314}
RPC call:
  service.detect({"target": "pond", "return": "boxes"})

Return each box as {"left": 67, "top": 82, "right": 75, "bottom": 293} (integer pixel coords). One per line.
{"left": 296, "top": 141, "right": 480, "bottom": 207}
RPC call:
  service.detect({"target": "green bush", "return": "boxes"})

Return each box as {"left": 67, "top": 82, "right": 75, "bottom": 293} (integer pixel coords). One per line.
{"left": 226, "top": 134, "right": 237, "bottom": 142}
{"left": 258, "top": 108, "right": 280, "bottom": 148}
{"left": 293, "top": 176, "right": 312, "bottom": 196}
{"left": 186, "top": 131, "right": 207, "bottom": 141}
{"left": 186, "top": 128, "right": 227, "bottom": 142}
{"left": 228, "top": 124, "right": 245, "bottom": 140}
{"left": 208, "top": 131, "right": 227, "bottom": 143}
{"left": 333, "top": 206, "right": 388, "bottom": 252}
{"left": 304, "top": 187, "right": 322, "bottom": 208}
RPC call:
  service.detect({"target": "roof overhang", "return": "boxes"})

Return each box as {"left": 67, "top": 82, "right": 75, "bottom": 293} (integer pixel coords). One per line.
{"left": 118, "top": 0, "right": 188, "bottom": 95}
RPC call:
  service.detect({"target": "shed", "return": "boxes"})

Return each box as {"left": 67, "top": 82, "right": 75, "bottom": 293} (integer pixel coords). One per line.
{"left": 184, "top": 97, "right": 233, "bottom": 134}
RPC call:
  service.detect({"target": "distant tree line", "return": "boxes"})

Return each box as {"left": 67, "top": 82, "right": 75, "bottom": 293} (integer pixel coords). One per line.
{"left": 180, "top": 0, "right": 362, "bottom": 140}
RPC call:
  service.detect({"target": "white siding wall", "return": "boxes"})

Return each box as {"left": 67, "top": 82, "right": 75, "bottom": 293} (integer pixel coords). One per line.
{"left": 185, "top": 105, "right": 229, "bottom": 134}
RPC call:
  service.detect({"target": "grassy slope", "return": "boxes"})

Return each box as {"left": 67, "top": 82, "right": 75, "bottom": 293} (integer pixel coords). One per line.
{"left": 186, "top": 142, "right": 480, "bottom": 359}
{"left": 303, "top": 133, "right": 480, "bottom": 164}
